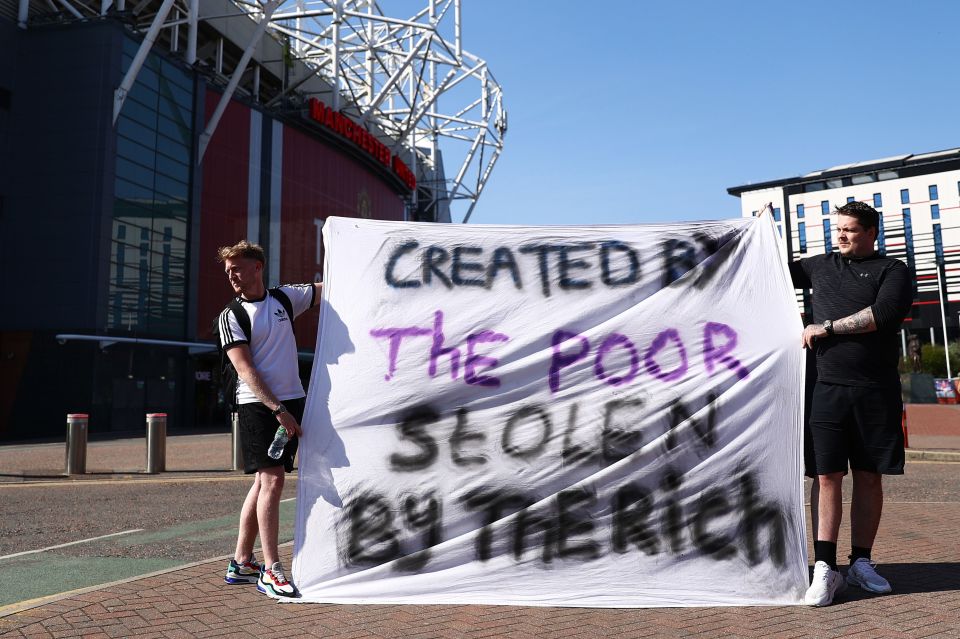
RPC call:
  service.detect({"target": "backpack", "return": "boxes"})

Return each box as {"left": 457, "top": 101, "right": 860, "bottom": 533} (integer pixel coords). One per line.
{"left": 212, "top": 287, "right": 295, "bottom": 411}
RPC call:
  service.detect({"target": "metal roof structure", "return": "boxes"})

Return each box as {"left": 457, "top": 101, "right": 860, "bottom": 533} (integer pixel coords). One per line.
{"left": 10, "top": 0, "right": 506, "bottom": 223}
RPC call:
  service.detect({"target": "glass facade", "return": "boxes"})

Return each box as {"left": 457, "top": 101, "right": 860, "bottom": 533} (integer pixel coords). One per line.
{"left": 847, "top": 196, "right": 855, "bottom": 203}
{"left": 821, "top": 200, "right": 829, "bottom": 215}
{"left": 798, "top": 221, "right": 807, "bottom": 253}
{"left": 822, "top": 219, "right": 832, "bottom": 251}
{"left": 873, "top": 193, "right": 882, "bottom": 208}
{"left": 931, "top": 203, "right": 940, "bottom": 220}
{"left": 109, "top": 38, "right": 193, "bottom": 336}
{"left": 929, "top": 184, "right": 938, "bottom": 200}
{"left": 773, "top": 207, "right": 781, "bottom": 222}
{"left": 797, "top": 204, "right": 804, "bottom": 219}
{"left": 900, "top": 189, "right": 909, "bottom": 204}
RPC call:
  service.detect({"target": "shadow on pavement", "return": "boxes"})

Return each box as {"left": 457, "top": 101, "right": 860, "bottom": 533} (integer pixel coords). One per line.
{"left": 836, "top": 562, "right": 960, "bottom": 600}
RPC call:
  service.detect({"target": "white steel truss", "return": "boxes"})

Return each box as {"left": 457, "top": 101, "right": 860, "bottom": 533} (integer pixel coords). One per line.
{"left": 17, "top": 0, "right": 507, "bottom": 223}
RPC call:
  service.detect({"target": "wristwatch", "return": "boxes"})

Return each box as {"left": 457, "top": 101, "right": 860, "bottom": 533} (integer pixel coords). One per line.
{"left": 822, "top": 320, "right": 834, "bottom": 336}
{"left": 271, "top": 403, "right": 287, "bottom": 417}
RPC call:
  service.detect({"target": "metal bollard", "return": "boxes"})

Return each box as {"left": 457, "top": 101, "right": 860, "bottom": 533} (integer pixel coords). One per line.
{"left": 145, "top": 413, "right": 167, "bottom": 474}
{"left": 231, "top": 411, "right": 242, "bottom": 471}
{"left": 65, "top": 414, "right": 88, "bottom": 475}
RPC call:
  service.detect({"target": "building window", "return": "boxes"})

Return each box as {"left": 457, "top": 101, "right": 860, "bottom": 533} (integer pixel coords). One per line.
{"left": 821, "top": 200, "right": 829, "bottom": 215}
{"left": 929, "top": 184, "right": 938, "bottom": 201}
{"left": 933, "top": 224, "right": 944, "bottom": 265}
{"left": 877, "top": 214, "right": 885, "bottom": 255}
{"left": 873, "top": 193, "right": 882, "bottom": 208}
{"left": 773, "top": 207, "right": 781, "bottom": 222}
{"left": 931, "top": 204, "right": 940, "bottom": 220}
{"left": 797, "top": 204, "right": 805, "bottom": 219}
{"left": 902, "top": 208, "right": 914, "bottom": 266}
{"left": 847, "top": 196, "right": 855, "bottom": 203}
{"left": 822, "top": 219, "right": 833, "bottom": 251}
{"left": 798, "top": 222, "right": 807, "bottom": 253}
{"left": 900, "top": 189, "right": 909, "bottom": 204}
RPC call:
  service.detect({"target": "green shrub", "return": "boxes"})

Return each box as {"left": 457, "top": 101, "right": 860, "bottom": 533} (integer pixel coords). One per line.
{"left": 921, "top": 343, "right": 948, "bottom": 377}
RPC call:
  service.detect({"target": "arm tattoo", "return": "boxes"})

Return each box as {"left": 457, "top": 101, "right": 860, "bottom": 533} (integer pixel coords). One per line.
{"left": 832, "top": 307, "right": 877, "bottom": 335}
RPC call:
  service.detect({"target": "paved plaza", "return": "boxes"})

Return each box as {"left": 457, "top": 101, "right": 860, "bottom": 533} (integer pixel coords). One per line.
{"left": 0, "top": 405, "right": 957, "bottom": 638}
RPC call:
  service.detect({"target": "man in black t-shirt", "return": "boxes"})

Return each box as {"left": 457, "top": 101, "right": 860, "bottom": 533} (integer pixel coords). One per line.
{"left": 789, "top": 201, "right": 913, "bottom": 607}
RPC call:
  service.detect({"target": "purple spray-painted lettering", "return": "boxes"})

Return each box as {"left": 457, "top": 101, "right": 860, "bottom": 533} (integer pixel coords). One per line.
{"left": 594, "top": 333, "right": 641, "bottom": 386}
{"left": 643, "top": 328, "right": 688, "bottom": 382}
{"left": 429, "top": 310, "right": 461, "bottom": 380}
{"left": 465, "top": 330, "right": 510, "bottom": 387}
{"left": 549, "top": 330, "right": 590, "bottom": 393}
{"left": 369, "top": 326, "right": 432, "bottom": 381}
{"left": 703, "top": 322, "right": 749, "bottom": 380}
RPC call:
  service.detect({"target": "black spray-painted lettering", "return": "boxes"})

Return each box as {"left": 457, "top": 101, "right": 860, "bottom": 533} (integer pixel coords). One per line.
{"left": 342, "top": 468, "right": 789, "bottom": 571}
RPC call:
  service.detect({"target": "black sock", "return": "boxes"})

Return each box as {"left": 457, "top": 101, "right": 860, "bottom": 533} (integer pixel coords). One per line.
{"left": 849, "top": 546, "right": 871, "bottom": 563}
{"left": 814, "top": 540, "right": 838, "bottom": 571}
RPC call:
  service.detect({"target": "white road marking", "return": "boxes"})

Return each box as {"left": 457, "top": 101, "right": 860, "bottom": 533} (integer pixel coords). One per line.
{"left": 280, "top": 497, "right": 296, "bottom": 503}
{"left": 0, "top": 529, "right": 144, "bottom": 561}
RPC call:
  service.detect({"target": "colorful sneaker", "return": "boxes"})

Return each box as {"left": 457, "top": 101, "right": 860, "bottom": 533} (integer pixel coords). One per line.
{"left": 224, "top": 555, "right": 261, "bottom": 584}
{"left": 805, "top": 560, "right": 847, "bottom": 606}
{"left": 846, "top": 558, "right": 892, "bottom": 593}
{"left": 257, "top": 562, "right": 298, "bottom": 600}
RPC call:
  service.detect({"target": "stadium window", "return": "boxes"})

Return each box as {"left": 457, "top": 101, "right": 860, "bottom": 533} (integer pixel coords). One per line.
{"left": 821, "top": 200, "right": 829, "bottom": 215}
{"left": 847, "top": 196, "right": 855, "bottom": 203}
{"left": 822, "top": 219, "right": 833, "bottom": 251}
{"left": 798, "top": 222, "right": 807, "bottom": 253}
{"left": 931, "top": 204, "right": 940, "bottom": 220}
{"left": 797, "top": 204, "right": 805, "bottom": 219}
{"left": 773, "top": 207, "right": 781, "bottom": 222}
{"left": 873, "top": 193, "right": 882, "bottom": 208}
{"left": 929, "top": 184, "right": 938, "bottom": 201}
{"left": 900, "top": 189, "right": 909, "bottom": 204}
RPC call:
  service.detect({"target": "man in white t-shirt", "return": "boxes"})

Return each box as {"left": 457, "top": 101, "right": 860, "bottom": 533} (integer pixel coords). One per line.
{"left": 216, "top": 240, "right": 321, "bottom": 600}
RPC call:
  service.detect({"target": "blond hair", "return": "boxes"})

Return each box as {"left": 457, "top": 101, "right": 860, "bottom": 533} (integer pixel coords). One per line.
{"left": 217, "top": 240, "right": 266, "bottom": 264}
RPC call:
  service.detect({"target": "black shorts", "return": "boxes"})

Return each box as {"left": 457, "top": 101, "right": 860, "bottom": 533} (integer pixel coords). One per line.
{"left": 238, "top": 397, "right": 304, "bottom": 474}
{"left": 807, "top": 382, "right": 904, "bottom": 476}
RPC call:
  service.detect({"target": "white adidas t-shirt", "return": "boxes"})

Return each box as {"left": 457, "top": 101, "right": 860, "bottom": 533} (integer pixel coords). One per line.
{"left": 218, "top": 284, "right": 315, "bottom": 405}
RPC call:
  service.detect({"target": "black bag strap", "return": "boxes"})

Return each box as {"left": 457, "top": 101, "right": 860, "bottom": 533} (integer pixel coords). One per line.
{"left": 227, "top": 298, "right": 251, "bottom": 343}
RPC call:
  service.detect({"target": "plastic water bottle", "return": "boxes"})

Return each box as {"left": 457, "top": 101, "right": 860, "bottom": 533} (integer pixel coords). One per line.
{"left": 267, "top": 426, "right": 289, "bottom": 459}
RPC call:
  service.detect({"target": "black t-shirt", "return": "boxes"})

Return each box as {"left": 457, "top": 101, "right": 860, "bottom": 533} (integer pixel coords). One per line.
{"left": 790, "top": 253, "right": 913, "bottom": 388}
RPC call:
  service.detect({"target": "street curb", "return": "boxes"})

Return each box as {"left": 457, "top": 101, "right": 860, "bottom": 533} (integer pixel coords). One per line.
{"left": 906, "top": 449, "right": 960, "bottom": 463}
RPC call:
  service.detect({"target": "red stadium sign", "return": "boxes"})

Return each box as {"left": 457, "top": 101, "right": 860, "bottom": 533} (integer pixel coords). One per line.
{"left": 308, "top": 98, "right": 417, "bottom": 190}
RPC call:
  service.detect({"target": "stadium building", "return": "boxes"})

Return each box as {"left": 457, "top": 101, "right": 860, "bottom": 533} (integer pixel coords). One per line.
{"left": 728, "top": 149, "right": 960, "bottom": 355}
{"left": 0, "top": 0, "right": 506, "bottom": 441}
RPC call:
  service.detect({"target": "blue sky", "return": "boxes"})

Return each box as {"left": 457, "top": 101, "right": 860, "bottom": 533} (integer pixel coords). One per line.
{"left": 456, "top": 1, "right": 960, "bottom": 225}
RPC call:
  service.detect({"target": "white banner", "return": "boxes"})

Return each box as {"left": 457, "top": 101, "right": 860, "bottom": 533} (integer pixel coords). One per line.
{"left": 292, "top": 215, "right": 807, "bottom": 607}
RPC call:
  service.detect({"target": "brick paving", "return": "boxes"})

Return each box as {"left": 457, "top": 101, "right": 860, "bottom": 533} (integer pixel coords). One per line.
{"left": 0, "top": 410, "right": 958, "bottom": 638}
{"left": 2, "top": 505, "right": 959, "bottom": 639}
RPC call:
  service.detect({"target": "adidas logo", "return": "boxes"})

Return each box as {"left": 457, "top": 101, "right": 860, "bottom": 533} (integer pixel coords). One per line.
{"left": 274, "top": 308, "right": 288, "bottom": 322}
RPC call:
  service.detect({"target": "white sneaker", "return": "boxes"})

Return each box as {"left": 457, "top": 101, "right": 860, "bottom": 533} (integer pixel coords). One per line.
{"left": 805, "top": 560, "right": 847, "bottom": 606}
{"left": 846, "top": 558, "right": 892, "bottom": 594}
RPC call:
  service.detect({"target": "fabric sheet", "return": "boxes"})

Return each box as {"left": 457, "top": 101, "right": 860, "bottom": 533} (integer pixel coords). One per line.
{"left": 292, "top": 215, "right": 807, "bottom": 607}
